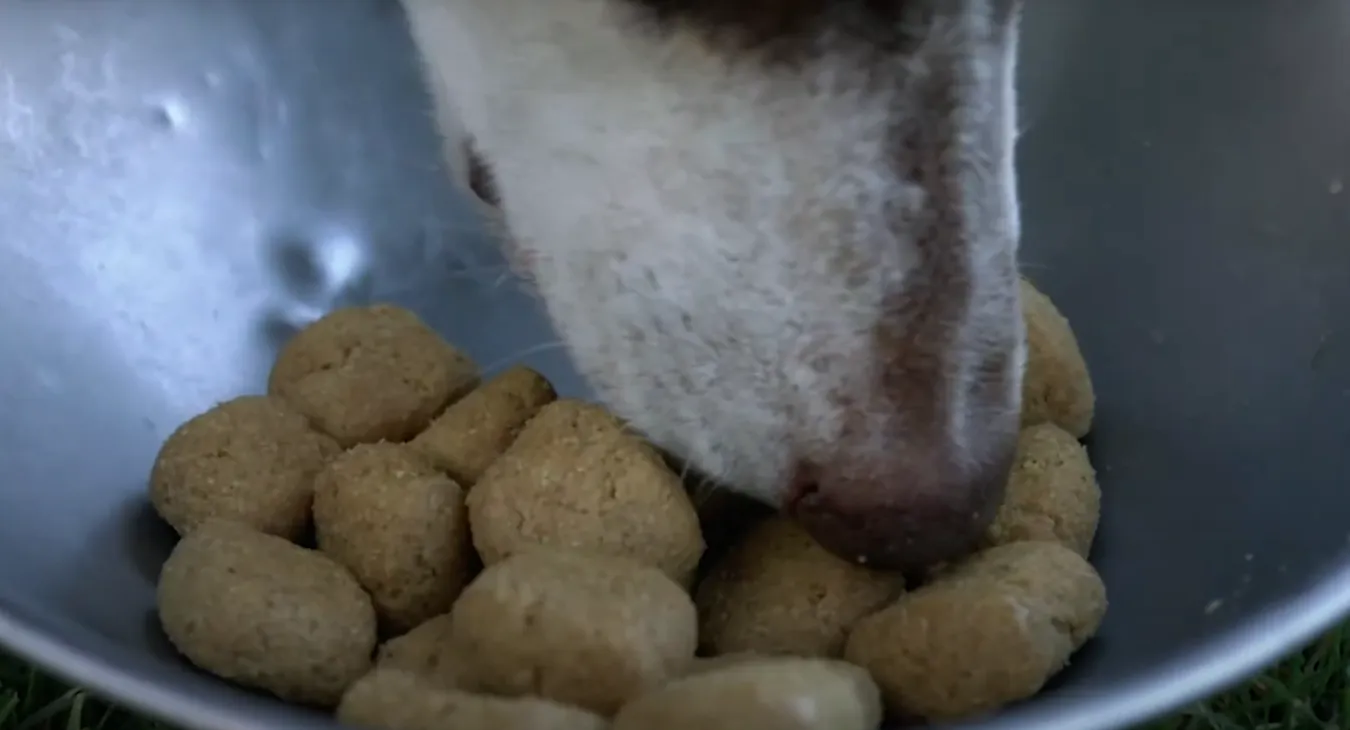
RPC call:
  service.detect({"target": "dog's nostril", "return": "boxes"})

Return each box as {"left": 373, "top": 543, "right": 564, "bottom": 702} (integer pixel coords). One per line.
{"left": 784, "top": 453, "right": 1014, "bottom": 572}
{"left": 462, "top": 139, "right": 501, "bottom": 209}
{"left": 786, "top": 463, "right": 821, "bottom": 505}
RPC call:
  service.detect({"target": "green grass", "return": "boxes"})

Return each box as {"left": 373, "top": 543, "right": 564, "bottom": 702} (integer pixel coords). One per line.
{"left": 0, "top": 654, "right": 169, "bottom": 730}
{"left": 3, "top": 630, "right": 1350, "bottom": 730}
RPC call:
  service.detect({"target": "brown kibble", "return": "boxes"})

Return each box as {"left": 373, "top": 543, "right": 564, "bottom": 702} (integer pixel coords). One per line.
{"left": 986, "top": 424, "right": 1101, "bottom": 557}
{"left": 449, "top": 549, "right": 698, "bottom": 716}
{"left": 844, "top": 541, "right": 1106, "bottom": 721}
{"left": 408, "top": 365, "right": 556, "bottom": 486}
{"left": 936, "top": 541, "right": 1108, "bottom": 649}
{"left": 149, "top": 395, "right": 339, "bottom": 541}
{"left": 268, "top": 304, "right": 479, "bottom": 447}
{"left": 337, "top": 669, "right": 608, "bottom": 730}
{"left": 156, "top": 520, "right": 376, "bottom": 707}
{"left": 374, "top": 613, "right": 471, "bottom": 692}
{"left": 1021, "top": 277, "right": 1095, "bottom": 438}
{"left": 467, "top": 399, "right": 704, "bottom": 585}
{"left": 313, "top": 443, "right": 473, "bottom": 634}
{"left": 613, "top": 657, "right": 882, "bottom": 730}
{"left": 695, "top": 517, "right": 905, "bottom": 658}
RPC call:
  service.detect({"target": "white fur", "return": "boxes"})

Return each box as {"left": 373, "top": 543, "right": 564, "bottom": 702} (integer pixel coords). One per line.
{"left": 400, "top": 0, "right": 1025, "bottom": 510}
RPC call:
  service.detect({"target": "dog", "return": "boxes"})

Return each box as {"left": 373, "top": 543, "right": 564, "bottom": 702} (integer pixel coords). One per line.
{"left": 397, "top": 0, "right": 1026, "bottom": 572}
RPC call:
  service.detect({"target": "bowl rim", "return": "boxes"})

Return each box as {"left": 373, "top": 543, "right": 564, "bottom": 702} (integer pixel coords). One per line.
{"left": 4, "top": 566, "right": 1350, "bottom": 730}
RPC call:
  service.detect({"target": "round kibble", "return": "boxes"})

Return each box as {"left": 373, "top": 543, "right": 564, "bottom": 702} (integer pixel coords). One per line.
{"left": 156, "top": 519, "right": 377, "bottom": 707}
{"left": 268, "top": 304, "right": 479, "bottom": 447}
{"left": 313, "top": 442, "right": 473, "bottom": 634}
{"left": 449, "top": 549, "right": 698, "bottom": 716}
{"left": 149, "top": 395, "right": 339, "bottom": 541}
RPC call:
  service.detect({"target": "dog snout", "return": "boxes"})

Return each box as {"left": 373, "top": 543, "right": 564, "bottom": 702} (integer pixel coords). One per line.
{"left": 784, "top": 433, "right": 1018, "bottom": 572}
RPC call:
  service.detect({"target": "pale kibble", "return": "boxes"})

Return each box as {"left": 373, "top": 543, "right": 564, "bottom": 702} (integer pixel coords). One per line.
{"left": 466, "top": 399, "right": 705, "bottom": 586}
{"left": 612, "top": 657, "right": 883, "bottom": 730}
{"left": 985, "top": 423, "right": 1101, "bottom": 557}
{"left": 1020, "top": 277, "right": 1095, "bottom": 438}
{"left": 156, "top": 519, "right": 377, "bottom": 707}
{"left": 312, "top": 442, "right": 473, "bottom": 634}
{"left": 695, "top": 517, "right": 905, "bottom": 658}
{"left": 268, "top": 304, "right": 479, "bottom": 447}
{"left": 844, "top": 541, "right": 1107, "bottom": 721}
{"left": 149, "top": 395, "right": 339, "bottom": 541}
{"left": 409, "top": 365, "right": 557, "bottom": 487}
{"left": 374, "top": 613, "right": 472, "bottom": 692}
{"left": 448, "top": 549, "right": 698, "bottom": 717}
{"left": 337, "top": 669, "right": 609, "bottom": 730}
{"left": 149, "top": 292, "right": 1107, "bottom": 728}
{"left": 935, "top": 541, "right": 1108, "bottom": 648}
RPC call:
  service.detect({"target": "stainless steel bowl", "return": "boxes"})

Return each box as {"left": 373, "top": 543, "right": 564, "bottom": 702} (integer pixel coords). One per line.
{"left": 3, "top": 2, "right": 1349, "bottom": 729}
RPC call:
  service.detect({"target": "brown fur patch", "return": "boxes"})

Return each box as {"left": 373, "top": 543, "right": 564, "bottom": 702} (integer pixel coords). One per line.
{"left": 618, "top": 0, "right": 922, "bottom": 59}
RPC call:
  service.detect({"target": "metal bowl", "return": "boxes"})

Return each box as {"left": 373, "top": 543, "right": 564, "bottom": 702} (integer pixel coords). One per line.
{"left": 2, "top": 1, "right": 1349, "bottom": 729}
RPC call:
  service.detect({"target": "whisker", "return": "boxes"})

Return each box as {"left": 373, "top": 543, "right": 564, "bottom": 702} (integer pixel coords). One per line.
{"left": 479, "top": 341, "right": 568, "bottom": 375}
{"left": 445, "top": 263, "right": 510, "bottom": 279}
{"left": 691, "top": 477, "right": 723, "bottom": 508}
{"left": 1016, "top": 112, "right": 1038, "bottom": 140}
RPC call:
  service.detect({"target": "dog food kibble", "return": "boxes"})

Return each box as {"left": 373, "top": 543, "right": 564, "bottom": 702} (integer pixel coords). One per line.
{"left": 156, "top": 519, "right": 376, "bottom": 707}
{"left": 695, "top": 517, "right": 906, "bottom": 658}
{"left": 149, "top": 395, "right": 339, "bottom": 541}
{"left": 149, "top": 294, "right": 1108, "bottom": 728}
{"left": 374, "top": 613, "right": 472, "bottom": 692}
{"left": 409, "top": 365, "right": 557, "bottom": 486}
{"left": 986, "top": 423, "right": 1101, "bottom": 557}
{"left": 312, "top": 442, "right": 473, "bottom": 634}
{"left": 268, "top": 305, "right": 479, "bottom": 447}
{"left": 467, "top": 399, "right": 705, "bottom": 586}
{"left": 844, "top": 541, "right": 1107, "bottom": 721}
{"left": 337, "top": 669, "right": 608, "bottom": 730}
{"left": 1021, "top": 277, "right": 1095, "bottom": 438}
{"left": 448, "top": 549, "right": 698, "bottom": 716}
{"left": 613, "top": 657, "right": 883, "bottom": 730}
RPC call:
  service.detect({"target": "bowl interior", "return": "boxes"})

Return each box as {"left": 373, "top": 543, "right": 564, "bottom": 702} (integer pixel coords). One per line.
{"left": 3, "top": 2, "right": 1350, "bottom": 729}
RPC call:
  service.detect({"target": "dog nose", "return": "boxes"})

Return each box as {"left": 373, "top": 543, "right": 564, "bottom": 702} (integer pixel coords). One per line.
{"left": 784, "top": 446, "right": 1015, "bottom": 572}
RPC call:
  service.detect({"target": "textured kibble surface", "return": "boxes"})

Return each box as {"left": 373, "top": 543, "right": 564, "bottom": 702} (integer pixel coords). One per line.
{"left": 313, "top": 442, "right": 472, "bottom": 634}
{"left": 149, "top": 395, "right": 339, "bottom": 541}
{"left": 268, "top": 304, "right": 479, "bottom": 447}
{"left": 374, "top": 613, "right": 472, "bottom": 692}
{"left": 936, "top": 541, "right": 1108, "bottom": 648}
{"left": 613, "top": 657, "right": 883, "bottom": 730}
{"left": 337, "top": 669, "right": 609, "bottom": 730}
{"left": 148, "top": 303, "right": 1107, "bottom": 728}
{"left": 844, "top": 541, "right": 1107, "bottom": 721}
{"left": 695, "top": 517, "right": 905, "bottom": 658}
{"left": 156, "top": 520, "right": 377, "bottom": 707}
{"left": 467, "top": 399, "right": 705, "bottom": 585}
{"left": 986, "top": 424, "right": 1101, "bottom": 557}
{"left": 449, "top": 549, "right": 698, "bottom": 716}
{"left": 1021, "top": 277, "right": 1095, "bottom": 438}
{"left": 409, "top": 365, "right": 556, "bottom": 487}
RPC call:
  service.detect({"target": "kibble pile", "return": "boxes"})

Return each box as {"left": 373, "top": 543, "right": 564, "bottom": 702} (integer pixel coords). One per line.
{"left": 147, "top": 277, "right": 1104, "bottom": 729}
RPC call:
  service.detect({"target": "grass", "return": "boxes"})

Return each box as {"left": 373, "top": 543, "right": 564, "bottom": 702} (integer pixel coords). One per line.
{"left": 0, "top": 653, "right": 173, "bottom": 730}
{"left": 3, "top": 631, "right": 1350, "bottom": 730}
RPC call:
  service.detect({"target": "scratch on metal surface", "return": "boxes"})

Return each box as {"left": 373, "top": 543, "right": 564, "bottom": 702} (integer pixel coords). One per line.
{"left": 2, "top": 72, "right": 39, "bottom": 163}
